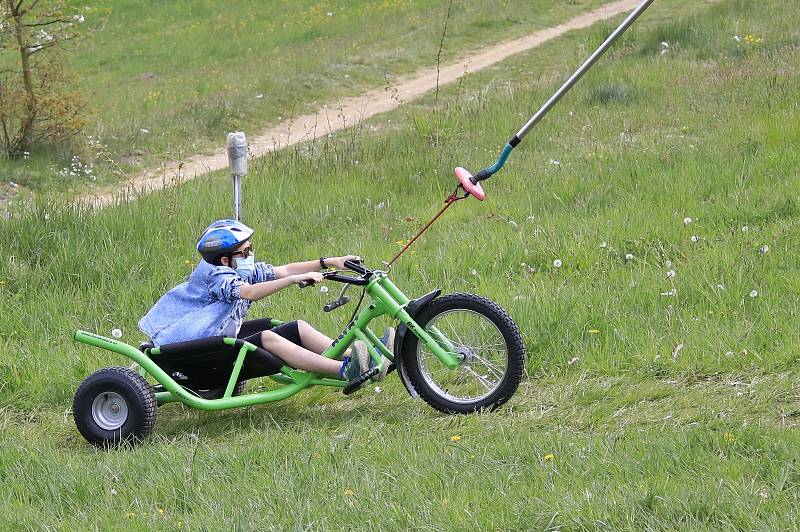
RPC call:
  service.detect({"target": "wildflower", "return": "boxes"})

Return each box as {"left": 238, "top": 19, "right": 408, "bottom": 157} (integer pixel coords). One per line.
{"left": 743, "top": 34, "right": 763, "bottom": 44}
{"left": 74, "top": 14, "right": 85, "bottom": 23}
{"left": 126, "top": 512, "right": 136, "bottom": 518}
{"left": 723, "top": 432, "right": 735, "bottom": 443}
{"left": 691, "top": 235, "right": 699, "bottom": 242}
{"left": 343, "top": 489, "right": 354, "bottom": 497}
{"left": 666, "top": 270, "right": 676, "bottom": 278}
{"left": 319, "top": 286, "right": 329, "bottom": 294}
{"left": 110, "top": 488, "right": 117, "bottom": 496}
{"left": 588, "top": 329, "right": 600, "bottom": 334}
{"left": 759, "top": 245, "right": 769, "bottom": 254}
{"left": 553, "top": 259, "right": 562, "bottom": 268}
{"left": 470, "top": 269, "right": 478, "bottom": 276}
{"left": 665, "top": 260, "right": 672, "bottom": 268}
{"left": 112, "top": 328, "right": 123, "bottom": 339}
{"left": 568, "top": 357, "right": 580, "bottom": 365}
{"left": 599, "top": 241, "right": 608, "bottom": 249}
{"left": 527, "top": 215, "right": 535, "bottom": 221}
{"left": 741, "top": 226, "right": 749, "bottom": 232}
{"left": 450, "top": 435, "right": 462, "bottom": 442}
{"left": 733, "top": 35, "right": 741, "bottom": 42}
{"left": 183, "top": 259, "right": 191, "bottom": 265}
{"left": 749, "top": 289, "right": 759, "bottom": 298}
{"left": 724, "top": 351, "right": 734, "bottom": 357}
{"left": 548, "top": 159, "right": 561, "bottom": 166}
{"left": 683, "top": 217, "right": 692, "bottom": 225}
{"left": 157, "top": 508, "right": 165, "bottom": 515}
{"left": 374, "top": 386, "right": 382, "bottom": 394}
{"left": 177, "top": 522, "right": 183, "bottom": 529}
{"left": 544, "top": 453, "right": 554, "bottom": 461}
{"left": 625, "top": 253, "right": 634, "bottom": 261}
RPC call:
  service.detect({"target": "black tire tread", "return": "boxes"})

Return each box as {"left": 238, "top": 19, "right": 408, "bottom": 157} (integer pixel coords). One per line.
{"left": 401, "top": 293, "right": 525, "bottom": 414}
{"left": 73, "top": 366, "right": 157, "bottom": 446}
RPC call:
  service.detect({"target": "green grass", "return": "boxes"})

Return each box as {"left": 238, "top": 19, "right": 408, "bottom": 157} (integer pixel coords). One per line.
{"left": 0, "top": 0, "right": 611, "bottom": 195}
{"left": 1, "top": 0, "right": 800, "bottom": 527}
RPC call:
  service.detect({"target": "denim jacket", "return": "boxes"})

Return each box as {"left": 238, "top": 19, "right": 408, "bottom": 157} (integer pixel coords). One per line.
{"left": 138, "top": 259, "right": 276, "bottom": 346}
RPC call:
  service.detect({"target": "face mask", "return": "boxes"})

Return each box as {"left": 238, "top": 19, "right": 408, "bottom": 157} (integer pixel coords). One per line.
{"left": 234, "top": 254, "right": 255, "bottom": 279}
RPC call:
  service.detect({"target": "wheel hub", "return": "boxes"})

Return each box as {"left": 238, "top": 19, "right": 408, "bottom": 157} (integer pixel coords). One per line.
{"left": 91, "top": 392, "right": 129, "bottom": 431}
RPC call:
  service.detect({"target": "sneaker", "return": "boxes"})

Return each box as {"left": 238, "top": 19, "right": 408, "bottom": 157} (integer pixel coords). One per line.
{"left": 342, "top": 341, "right": 370, "bottom": 382}
{"left": 380, "top": 327, "right": 396, "bottom": 354}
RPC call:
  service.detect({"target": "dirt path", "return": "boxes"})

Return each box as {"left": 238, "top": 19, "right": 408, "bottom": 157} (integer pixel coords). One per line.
{"left": 85, "top": 0, "right": 642, "bottom": 208}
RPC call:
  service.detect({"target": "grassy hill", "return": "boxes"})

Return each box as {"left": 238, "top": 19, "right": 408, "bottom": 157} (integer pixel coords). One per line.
{"left": 1, "top": 0, "right": 608, "bottom": 195}
{"left": 1, "top": 0, "right": 799, "bottom": 528}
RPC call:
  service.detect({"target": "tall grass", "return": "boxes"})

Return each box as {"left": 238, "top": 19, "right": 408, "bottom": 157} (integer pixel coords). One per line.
{"left": 1, "top": 0, "right": 799, "bottom": 527}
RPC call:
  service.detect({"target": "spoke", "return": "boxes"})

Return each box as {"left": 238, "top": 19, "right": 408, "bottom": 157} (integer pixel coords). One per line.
{"left": 471, "top": 354, "right": 505, "bottom": 379}
{"left": 461, "top": 365, "right": 494, "bottom": 390}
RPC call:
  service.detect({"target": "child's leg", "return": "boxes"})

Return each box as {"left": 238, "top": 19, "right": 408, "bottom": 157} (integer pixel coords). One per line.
{"left": 295, "top": 320, "right": 338, "bottom": 355}
{"left": 259, "top": 330, "right": 342, "bottom": 376}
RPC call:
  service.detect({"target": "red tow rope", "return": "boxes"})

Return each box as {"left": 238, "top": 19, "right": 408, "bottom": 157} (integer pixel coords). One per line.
{"left": 387, "top": 185, "right": 469, "bottom": 267}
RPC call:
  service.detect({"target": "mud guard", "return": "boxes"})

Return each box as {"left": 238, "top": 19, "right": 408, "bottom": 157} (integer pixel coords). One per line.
{"left": 393, "top": 289, "right": 441, "bottom": 399}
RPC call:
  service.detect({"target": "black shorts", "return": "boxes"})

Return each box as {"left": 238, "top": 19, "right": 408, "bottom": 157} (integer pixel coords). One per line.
{"left": 237, "top": 319, "right": 302, "bottom": 350}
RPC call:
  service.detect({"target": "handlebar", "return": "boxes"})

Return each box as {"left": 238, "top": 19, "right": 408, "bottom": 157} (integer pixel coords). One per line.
{"left": 297, "top": 259, "right": 373, "bottom": 289}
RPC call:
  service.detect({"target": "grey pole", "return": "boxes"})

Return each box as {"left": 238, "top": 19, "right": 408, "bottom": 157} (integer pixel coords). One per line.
{"left": 515, "top": 0, "right": 656, "bottom": 140}
{"left": 227, "top": 132, "right": 248, "bottom": 221}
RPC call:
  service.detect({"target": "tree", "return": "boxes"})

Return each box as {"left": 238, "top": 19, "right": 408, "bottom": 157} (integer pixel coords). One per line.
{"left": 0, "top": 0, "right": 86, "bottom": 158}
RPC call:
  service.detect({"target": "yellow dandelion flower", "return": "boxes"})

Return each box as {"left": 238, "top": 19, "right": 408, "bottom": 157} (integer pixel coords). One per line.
{"left": 588, "top": 329, "right": 600, "bottom": 334}
{"left": 157, "top": 508, "right": 165, "bottom": 515}
{"left": 544, "top": 453, "right": 554, "bottom": 461}
{"left": 724, "top": 432, "right": 736, "bottom": 443}
{"left": 450, "top": 435, "right": 462, "bottom": 442}
{"left": 184, "top": 260, "right": 191, "bottom": 265}
{"left": 343, "top": 489, "right": 354, "bottom": 497}
{"left": 177, "top": 522, "right": 183, "bottom": 528}
{"left": 126, "top": 512, "right": 136, "bottom": 518}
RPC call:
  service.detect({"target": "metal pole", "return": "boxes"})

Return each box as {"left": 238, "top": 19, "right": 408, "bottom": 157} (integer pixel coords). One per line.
{"left": 227, "top": 131, "right": 248, "bottom": 221}
{"left": 515, "top": 0, "right": 656, "bottom": 140}
{"left": 470, "top": 0, "right": 656, "bottom": 183}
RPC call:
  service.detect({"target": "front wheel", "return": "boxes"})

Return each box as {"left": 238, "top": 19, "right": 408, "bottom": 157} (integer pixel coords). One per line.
{"left": 400, "top": 293, "right": 525, "bottom": 414}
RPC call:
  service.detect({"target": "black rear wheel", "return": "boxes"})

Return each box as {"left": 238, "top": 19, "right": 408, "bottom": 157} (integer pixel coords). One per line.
{"left": 400, "top": 293, "right": 525, "bottom": 414}
{"left": 73, "top": 366, "right": 157, "bottom": 446}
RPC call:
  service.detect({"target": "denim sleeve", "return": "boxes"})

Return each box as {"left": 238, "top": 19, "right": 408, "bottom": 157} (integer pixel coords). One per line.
{"left": 208, "top": 267, "right": 243, "bottom": 303}
{"left": 253, "top": 262, "right": 276, "bottom": 283}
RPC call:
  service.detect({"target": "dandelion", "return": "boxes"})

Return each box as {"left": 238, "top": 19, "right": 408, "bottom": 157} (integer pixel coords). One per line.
{"left": 733, "top": 35, "right": 741, "bottom": 42}
{"left": 666, "top": 270, "right": 676, "bottom": 278}
{"left": 319, "top": 285, "right": 329, "bottom": 294}
{"left": 749, "top": 289, "right": 759, "bottom": 298}
{"left": 343, "top": 489, "right": 354, "bottom": 497}
{"left": 588, "top": 329, "right": 600, "bottom": 334}
{"left": 110, "top": 488, "right": 117, "bottom": 496}
{"left": 526, "top": 215, "right": 535, "bottom": 221}
{"left": 599, "top": 241, "right": 608, "bottom": 249}
{"left": 374, "top": 386, "right": 382, "bottom": 394}
{"left": 126, "top": 512, "right": 136, "bottom": 518}
{"left": 723, "top": 432, "right": 736, "bottom": 443}
{"left": 691, "top": 235, "right": 699, "bottom": 243}
{"left": 543, "top": 453, "right": 554, "bottom": 461}
{"left": 683, "top": 217, "right": 692, "bottom": 225}
{"left": 548, "top": 159, "right": 561, "bottom": 166}
{"left": 625, "top": 253, "right": 634, "bottom": 261}
{"left": 724, "top": 351, "right": 735, "bottom": 357}
{"left": 470, "top": 269, "right": 478, "bottom": 276}
{"left": 157, "top": 508, "right": 165, "bottom": 515}
{"left": 183, "top": 259, "right": 191, "bottom": 265}
{"left": 759, "top": 245, "right": 769, "bottom": 254}
{"left": 568, "top": 357, "right": 580, "bottom": 365}
{"left": 177, "top": 522, "right": 183, "bottom": 529}
{"left": 112, "top": 328, "right": 123, "bottom": 339}
{"left": 744, "top": 34, "right": 763, "bottom": 44}
{"left": 741, "top": 226, "right": 749, "bottom": 232}
{"left": 450, "top": 435, "right": 462, "bottom": 442}
{"left": 74, "top": 14, "right": 85, "bottom": 23}
{"left": 553, "top": 259, "right": 562, "bottom": 268}
{"left": 759, "top": 489, "right": 769, "bottom": 499}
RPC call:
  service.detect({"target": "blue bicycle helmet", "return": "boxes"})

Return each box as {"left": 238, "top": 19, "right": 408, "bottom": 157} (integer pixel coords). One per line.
{"left": 196, "top": 219, "right": 254, "bottom": 263}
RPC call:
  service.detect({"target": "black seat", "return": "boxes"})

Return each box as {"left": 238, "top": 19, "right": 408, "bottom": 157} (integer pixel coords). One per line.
{"left": 144, "top": 336, "right": 284, "bottom": 389}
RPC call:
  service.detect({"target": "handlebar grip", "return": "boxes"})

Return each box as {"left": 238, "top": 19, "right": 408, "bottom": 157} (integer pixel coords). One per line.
{"left": 343, "top": 259, "right": 367, "bottom": 275}
{"left": 298, "top": 279, "right": 315, "bottom": 288}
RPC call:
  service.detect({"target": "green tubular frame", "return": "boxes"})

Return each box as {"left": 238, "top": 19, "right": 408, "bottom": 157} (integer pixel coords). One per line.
{"left": 74, "top": 272, "right": 460, "bottom": 411}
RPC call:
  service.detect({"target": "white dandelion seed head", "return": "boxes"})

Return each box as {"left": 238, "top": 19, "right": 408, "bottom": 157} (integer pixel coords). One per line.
{"left": 600, "top": 241, "right": 608, "bottom": 249}
{"left": 665, "top": 260, "right": 672, "bottom": 268}
{"left": 683, "top": 217, "right": 692, "bottom": 225}
{"left": 568, "top": 357, "right": 580, "bottom": 365}
{"left": 749, "top": 289, "right": 759, "bottom": 298}
{"left": 553, "top": 259, "right": 562, "bottom": 268}
{"left": 691, "top": 235, "right": 699, "bottom": 243}
{"left": 741, "top": 226, "right": 749, "bottom": 232}
{"left": 666, "top": 270, "right": 676, "bottom": 278}
{"left": 760, "top": 245, "right": 769, "bottom": 254}
{"left": 111, "top": 328, "right": 123, "bottom": 339}
{"left": 470, "top": 269, "right": 478, "bottom": 276}
{"left": 319, "top": 285, "right": 329, "bottom": 294}
{"left": 625, "top": 253, "right": 634, "bottom": 261}
{"left": 725, "top": 351, "right": 735, "bottom": 357}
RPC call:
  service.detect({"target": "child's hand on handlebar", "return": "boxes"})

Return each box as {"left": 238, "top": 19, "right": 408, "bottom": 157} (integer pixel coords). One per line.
{"left": 293, "top": 272, "right": 324, "bottom": 285}
{"left": 327, "top": 255, "right": 361, "bottom": 269}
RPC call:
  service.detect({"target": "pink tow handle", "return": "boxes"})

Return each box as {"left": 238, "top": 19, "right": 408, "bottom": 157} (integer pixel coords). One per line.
{"left": 455, "top": 167, "right": 486, "bottom": 201}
